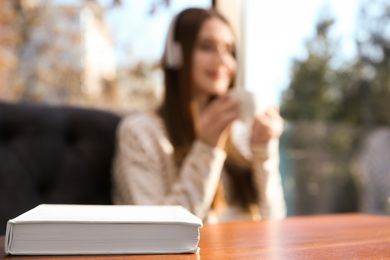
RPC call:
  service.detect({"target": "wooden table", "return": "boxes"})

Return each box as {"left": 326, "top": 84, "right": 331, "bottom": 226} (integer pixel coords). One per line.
{"left": 1, "top": 213, "right": 390, "bottom": 259}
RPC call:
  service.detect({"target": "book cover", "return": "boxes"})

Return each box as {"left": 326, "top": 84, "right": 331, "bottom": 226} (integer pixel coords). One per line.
{"left": 5, "top": 204, "right": 202, "bottom": 255}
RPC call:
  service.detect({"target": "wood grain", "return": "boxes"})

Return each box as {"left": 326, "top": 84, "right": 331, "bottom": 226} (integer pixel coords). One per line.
{"left": 1, "top": 213, "right": 390, "bottom": 259}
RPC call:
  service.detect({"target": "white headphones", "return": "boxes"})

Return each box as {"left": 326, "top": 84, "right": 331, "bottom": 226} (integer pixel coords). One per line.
{"left": 164, "top": 14, "right": 183, "bottom": 69}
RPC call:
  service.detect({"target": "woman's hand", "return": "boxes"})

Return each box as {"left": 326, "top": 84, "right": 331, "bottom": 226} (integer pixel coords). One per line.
{"left": 251, "top": 106, "right": 284, "bottom": 144}
{"left": 198, "top": 95, "right": 241, "bottom": 149}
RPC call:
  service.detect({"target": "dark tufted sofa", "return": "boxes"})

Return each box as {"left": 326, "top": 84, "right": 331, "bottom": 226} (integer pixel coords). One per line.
{"left": 0, "top": 101, "right": 122, "bottom": 234}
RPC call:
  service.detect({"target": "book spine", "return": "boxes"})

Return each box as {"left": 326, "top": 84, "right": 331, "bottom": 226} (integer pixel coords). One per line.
{"left": 4, "top": 220, "right": 14, "bottom": 255}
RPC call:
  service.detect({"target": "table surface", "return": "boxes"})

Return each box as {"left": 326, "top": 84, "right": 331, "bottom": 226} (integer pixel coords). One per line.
{"left": 1, "top": 213, "right": 390, "bottom": 260}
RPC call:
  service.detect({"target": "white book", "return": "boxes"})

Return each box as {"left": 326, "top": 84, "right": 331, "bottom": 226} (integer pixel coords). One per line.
{"left": 5, "top": 204, "right": 203, "bottom": 255}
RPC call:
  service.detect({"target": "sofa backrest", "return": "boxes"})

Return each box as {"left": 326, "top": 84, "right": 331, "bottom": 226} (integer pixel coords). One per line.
{"left": 0, "top": 102, "right": 121, "bottom": 234}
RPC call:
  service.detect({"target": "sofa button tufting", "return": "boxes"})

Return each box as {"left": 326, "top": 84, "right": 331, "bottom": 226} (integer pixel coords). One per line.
{"left": 0, "top": 125, "right": 17, "bottom": 143}
{"left": 65, "top": 130, "right": 78, "bottom": 144}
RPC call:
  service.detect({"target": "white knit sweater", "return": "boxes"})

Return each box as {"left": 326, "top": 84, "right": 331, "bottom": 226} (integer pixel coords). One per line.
{"left": 112, "top": 112, "right": 286, "bottom": 222}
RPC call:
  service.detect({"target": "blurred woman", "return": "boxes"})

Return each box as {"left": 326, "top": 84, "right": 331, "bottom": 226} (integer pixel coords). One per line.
{"left": 112, "top": 7, "right": 286, "bottom": 222}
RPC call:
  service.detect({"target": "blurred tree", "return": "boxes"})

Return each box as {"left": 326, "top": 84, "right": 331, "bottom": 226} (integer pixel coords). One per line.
{"left": 337, "top": 0, "right": 390, "bottom": 126}
{"left": 279, "top": 0, "right": 390, "bottom": 216}
{"left": 0, "top": 0, "right": 118, "bottom": 105}
{"left": 0, "top": 0, "right": 22, "bottom": 100}
{"left": 282, "top": 0, "right": 390, "bottom": 127}
{"left": 0, "top": 0, "right": 174, "bottom": 108}
{"left": 280, "top": 13, "right": 340, "bottom": 121}
{"left": 279, "top": 7, "right": 364, "bottom": 216}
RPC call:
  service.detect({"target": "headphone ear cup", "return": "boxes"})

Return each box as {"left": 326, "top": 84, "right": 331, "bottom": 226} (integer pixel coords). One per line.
{"left": 166, "top": 41, "right": 182, "bottom": 69}
{"left": 164, "top": 14, "right": 183, "bottom": 69}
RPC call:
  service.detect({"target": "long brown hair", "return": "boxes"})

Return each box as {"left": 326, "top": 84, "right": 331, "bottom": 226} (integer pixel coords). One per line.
{"left": 159, "top": 8, "right": 258, "bottom": 216}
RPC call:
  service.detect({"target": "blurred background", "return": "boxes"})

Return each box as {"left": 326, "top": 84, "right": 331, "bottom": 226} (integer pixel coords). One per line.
{"left": 1, "top": 0, "right": 390, "bottom": 216}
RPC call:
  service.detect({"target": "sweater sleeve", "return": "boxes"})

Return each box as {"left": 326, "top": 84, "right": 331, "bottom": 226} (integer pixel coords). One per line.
{"left": 251, "top": 138, "right": 286, "bottom": 219}
{"left": 112, "top": 114, "right": 226, "bottom": 220}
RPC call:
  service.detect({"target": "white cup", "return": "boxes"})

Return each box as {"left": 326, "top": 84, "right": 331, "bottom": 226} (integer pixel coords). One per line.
{"left": 229, "top": 89, "right": 266, "bottom": 123}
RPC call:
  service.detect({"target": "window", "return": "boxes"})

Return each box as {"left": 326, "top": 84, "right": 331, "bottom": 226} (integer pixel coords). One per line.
{"left": 0, "top": 0, "right": 212, "bottom": 109}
